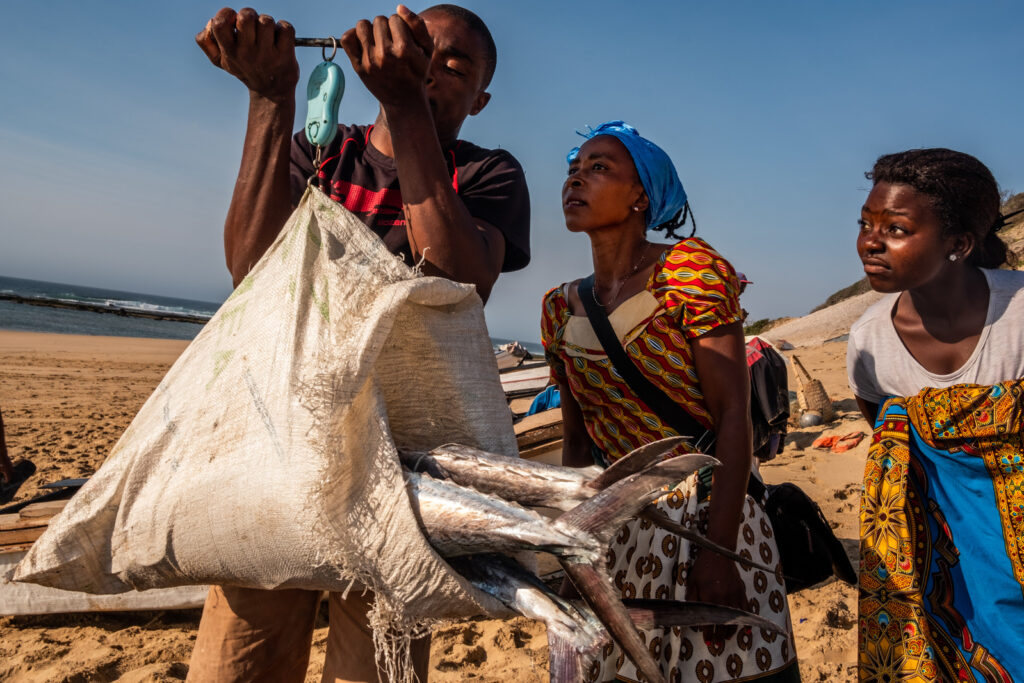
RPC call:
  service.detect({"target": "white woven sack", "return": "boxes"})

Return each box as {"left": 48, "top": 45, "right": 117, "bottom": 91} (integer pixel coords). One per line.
{"left": 13, "top": 187, "right": 516, "bottom": 622}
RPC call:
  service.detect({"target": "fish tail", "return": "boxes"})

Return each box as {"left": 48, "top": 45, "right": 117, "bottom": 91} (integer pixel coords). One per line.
{"left": 547, "top": 632, "right": 587, "bottom": 683}
{"left": 560, "top": 560, "right": 666, "bottom": 683}
{"left": 555, "top": 453, "right": 718, "bottom": 546}
{"left": 586, "top": 436, "right": 690, "bottom": 491}
{"left": 450, "top": 554, "right": 607, "bottom": 677}
{"left": 622, "top": 598, "right": 782, "bottom": 634}
{"left": 552, "top": 454, "right": 716, "bottom": 683}
{"left": 638, "top": 508, "right": 779, "bottom": 575}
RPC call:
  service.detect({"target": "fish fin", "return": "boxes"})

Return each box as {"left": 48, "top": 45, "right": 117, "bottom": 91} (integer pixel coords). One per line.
{"left": 622, "top": 598, "right": 783, "bottom": 634}
{"left": 638, "top": 508, "right": 778, "bottom": 575}
{"left": 547, "top": 632, "right": 588, "bottom": 683}
{"left": 450, "top": 553, "right": 606, "bottom": 678}
{"left": 556, "top": 454, "right": 718, "bottom": 546}
{"left": 586, "top": 436, "right": 691, "bottom": 491}
{"left": 560, "top": 560, "right": 665, "bottom": 683}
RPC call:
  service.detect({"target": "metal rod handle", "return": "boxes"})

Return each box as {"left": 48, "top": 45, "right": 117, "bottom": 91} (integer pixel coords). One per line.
{"left": 295, "top": 37, "right": 340, "bottom": 47}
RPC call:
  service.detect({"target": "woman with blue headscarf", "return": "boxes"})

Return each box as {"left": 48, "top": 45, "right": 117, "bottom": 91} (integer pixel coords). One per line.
{"left": 541, "top": 122, "right": 799, "bottom": 681}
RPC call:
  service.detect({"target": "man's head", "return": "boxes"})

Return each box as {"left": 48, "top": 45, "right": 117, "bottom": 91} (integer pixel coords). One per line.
{"left": 419, "top": 4, "right": 497, "bottom": 141}
{"left": 422, "top": 5, "right": 496, "bottom": 87}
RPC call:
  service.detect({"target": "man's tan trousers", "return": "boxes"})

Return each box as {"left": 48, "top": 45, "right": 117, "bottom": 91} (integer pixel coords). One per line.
{"left": 187, "top": 585, "right": 430, "bottom": 682}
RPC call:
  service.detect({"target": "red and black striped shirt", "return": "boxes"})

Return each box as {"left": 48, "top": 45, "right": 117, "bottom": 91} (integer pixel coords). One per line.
{"left": 290, "top": 124, "right": 530, "bottom": 272}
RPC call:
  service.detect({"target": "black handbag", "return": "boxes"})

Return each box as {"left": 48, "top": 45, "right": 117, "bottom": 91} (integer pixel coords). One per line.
{"left": 578, "top": 274, "right": 855, "bottom": 592}
{"left": 746, "top": 478, "right": 856, "bottom": 592}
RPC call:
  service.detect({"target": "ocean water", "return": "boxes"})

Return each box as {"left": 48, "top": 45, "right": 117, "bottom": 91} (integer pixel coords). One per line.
{"left": 0, "top": 276, "right": 219, "bottom": 341}
{"left": 0, "top": 275, "right": 543, "bottom": 353}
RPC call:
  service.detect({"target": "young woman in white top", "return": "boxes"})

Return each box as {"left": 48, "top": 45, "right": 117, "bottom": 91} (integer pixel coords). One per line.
{"left": 849, "top": 148, "right": 1024, "bottom": 681}
{"left": 847, "top": 147, "right": 1024, "bottom": 421}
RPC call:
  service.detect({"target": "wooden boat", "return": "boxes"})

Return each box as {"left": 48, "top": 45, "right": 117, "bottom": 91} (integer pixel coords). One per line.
{"left": 494, "top": 341, "right": 544, "bottom": 372}
{"left": 499, "top": 363, "right": 551, "bottom": 399}
{"left": 494, "top": 350, "right": 564, "bottom": 463}
{"left": 0, "top": 499, "right": 208, "bottom": 616}
{"left": 514, "top": 407, "right": 563, "bottom": 465}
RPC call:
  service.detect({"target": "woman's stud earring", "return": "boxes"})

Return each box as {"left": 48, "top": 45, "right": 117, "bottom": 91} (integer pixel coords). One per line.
{"left": 948, "top": 254, "right": 959, "bottom": 262}
{"left": 632, "top": 206, "right": 641, "bottom": 212}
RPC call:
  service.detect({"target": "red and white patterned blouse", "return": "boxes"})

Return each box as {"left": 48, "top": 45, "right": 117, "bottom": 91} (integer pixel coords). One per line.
{"left": 540, "top": 237, "right": 742, "bottom": 459}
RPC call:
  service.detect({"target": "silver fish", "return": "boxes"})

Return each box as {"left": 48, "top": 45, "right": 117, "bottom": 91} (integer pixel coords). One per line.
{"left": 448, "top": 553, "right": 606, "bottom": 682}
{"left": 406, "top": 453, "right": 714, "bottom": 563}
{"left": 452, "top": 554, "right": 784, "bottom": 683}
{"left": 408, "top": 453, "right": 717, "bottom": 683}
{"left": 405, "top": 470, "right": 603, "bottom": 561}
{"left": 398, "top": 436, "right": 689, "bottom": 511}
{"left": 401, "top": 439, "right": 778, "bottom": 576}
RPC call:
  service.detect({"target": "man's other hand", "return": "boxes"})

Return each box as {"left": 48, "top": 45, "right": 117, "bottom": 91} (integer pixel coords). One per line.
{"left": 340, "top": 5, "right": 433, "bottom": 108}
{"left": 196, "top": 7, "right": 299, "bottom": 104}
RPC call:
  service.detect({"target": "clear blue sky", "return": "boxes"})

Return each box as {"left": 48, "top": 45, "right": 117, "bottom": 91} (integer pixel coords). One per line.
{"left": 2, "top": 1, "right": 1022, "bottom": 342}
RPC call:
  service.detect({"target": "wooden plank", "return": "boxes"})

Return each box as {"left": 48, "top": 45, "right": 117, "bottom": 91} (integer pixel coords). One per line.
{"left": 0, "top": 543, "right": 34, "bottom": 556}
{"left": 501, "top": 364, "right": 551, "bottom": 383}
{"left": 517, "top": 427, "right": 562, "bottom": 449}
{"left": 498, "top": 357, "right": 547, "bottom": 374}
{"left": 0, "top": 514, "right": 51, "bottom": 532}
{"left": 1, "top": 499, "right": 69, "bottom": 551}
{"left": 0, "top": 526, "right": 47, "bottom": 547}
{"left": 519, "top": 439, "right": 563, "bottom": 465}
{"left": 0, "top": 550, "right": 209, "bottom": 616}
{"left": 513, "top": 408, "right": 562, "bottom": 434}
{"left": 515, "top": 409, "right": 564, "bottom": 449}
{"left": 503, "top": 386, "right": 546, "bottom": 401}
{"left": 18, "top": 500, "right": 69, "bottom": 520}
{"left": 508, "top": 396, "right": 534, "bottom": 415}
{"left": 501, "top": 376, "right": 550, "bottom": 397}
{"left": 0, "top": 500, "right": 68, "bottom": 540}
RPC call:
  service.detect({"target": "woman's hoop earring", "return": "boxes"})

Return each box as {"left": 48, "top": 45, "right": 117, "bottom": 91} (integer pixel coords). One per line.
{"left": 949, "top": 253, "right": 959, "bottom": 262}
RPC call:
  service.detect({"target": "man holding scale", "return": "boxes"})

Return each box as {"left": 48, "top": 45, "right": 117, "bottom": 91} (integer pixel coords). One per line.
{"left": 189, "top": 4, "right": 530, "bottom": 681}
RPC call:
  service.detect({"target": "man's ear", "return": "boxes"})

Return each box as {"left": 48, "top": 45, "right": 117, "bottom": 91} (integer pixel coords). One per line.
{"left": 470, "top": 90, "right": 491, "bottom": 116}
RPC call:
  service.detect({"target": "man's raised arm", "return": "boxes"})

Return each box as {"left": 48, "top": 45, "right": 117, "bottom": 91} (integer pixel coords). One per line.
{"left": 341, "top": 6, "right": 506, "bottom": 302}
{"left": 196, "top": 8, "right": 299, "bottom": 287}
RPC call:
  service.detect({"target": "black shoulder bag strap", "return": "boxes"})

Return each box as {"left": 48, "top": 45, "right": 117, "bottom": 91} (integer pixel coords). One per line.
{"left": 578, "top": 274, "right": 715, "bottom": 453}
{"left": 578, "top": 275, "right": 773, "bottom": 506}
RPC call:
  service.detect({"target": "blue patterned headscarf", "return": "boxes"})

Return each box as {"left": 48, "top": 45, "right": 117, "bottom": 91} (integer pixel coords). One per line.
{"left": 567, "top": 120, "right": 688, "bottom": 229}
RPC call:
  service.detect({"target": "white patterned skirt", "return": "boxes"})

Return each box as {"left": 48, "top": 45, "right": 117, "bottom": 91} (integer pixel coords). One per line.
{"left": 587, "top": 477, "right": 799, "bottom": 682}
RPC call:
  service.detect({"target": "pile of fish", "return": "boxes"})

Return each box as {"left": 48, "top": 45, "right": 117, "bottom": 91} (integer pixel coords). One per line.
{"left": 399, "top": 437, "right": 780, "bottom": 683}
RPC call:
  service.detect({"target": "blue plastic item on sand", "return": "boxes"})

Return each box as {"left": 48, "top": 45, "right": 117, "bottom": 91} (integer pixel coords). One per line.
{"left": 526, "top": 385, "right": 560, "bottom": 416}
{"left": 305, "top": 61, "right": 345, "bottom": 148}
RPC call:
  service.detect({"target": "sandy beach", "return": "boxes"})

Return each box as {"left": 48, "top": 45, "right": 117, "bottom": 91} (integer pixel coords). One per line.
{"left": 0, "top": 328, "right": 865, "bottom": 682}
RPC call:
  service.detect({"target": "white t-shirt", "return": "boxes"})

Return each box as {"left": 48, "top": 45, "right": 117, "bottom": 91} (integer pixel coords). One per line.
{"left": 847, "top": 268, "right": 1024, "bottom": 404}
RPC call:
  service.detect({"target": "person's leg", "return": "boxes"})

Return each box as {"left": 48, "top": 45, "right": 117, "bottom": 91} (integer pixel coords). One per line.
{"left": 187, "top": 585, "right": 320, "bottom": 683}
{"left": 321, "top": 588, "right": 431, "bottom": 683}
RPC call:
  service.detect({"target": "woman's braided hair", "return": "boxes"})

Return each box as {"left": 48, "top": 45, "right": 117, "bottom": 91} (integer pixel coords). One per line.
{"left": 866, "top": 148, "right": 1007, "bottom": 268}
{"left": 652, "top": 202, "right": 697, "bottom": 239}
